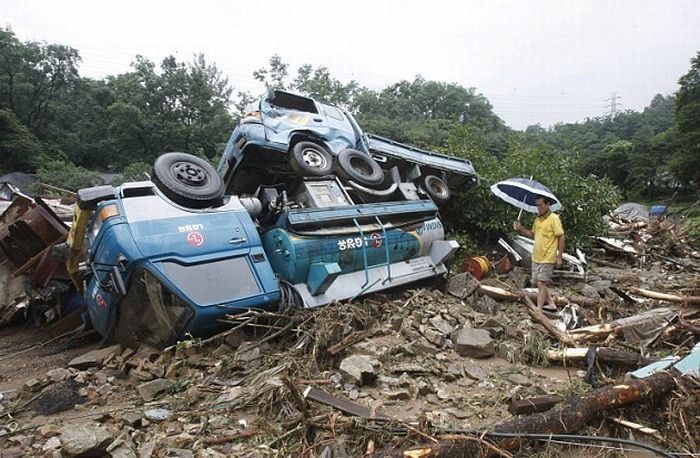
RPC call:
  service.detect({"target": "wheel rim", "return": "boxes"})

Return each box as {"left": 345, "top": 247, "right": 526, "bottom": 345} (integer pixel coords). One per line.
{"left": 171, "top": 161, "right": 208, "bottom": 187}
{"left": 427, "top": 177, "right": 448, "bottom": 197}
{"left": 349, "top": 157, "right": 373, "bottom": 177}
{"left": 301, "top": 148, "right": 328, "bottom": 170}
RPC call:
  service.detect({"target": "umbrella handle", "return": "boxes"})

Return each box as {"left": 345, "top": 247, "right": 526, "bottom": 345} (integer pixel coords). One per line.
{"left": 517, "top": 176, "right": 533, "bottom": 221}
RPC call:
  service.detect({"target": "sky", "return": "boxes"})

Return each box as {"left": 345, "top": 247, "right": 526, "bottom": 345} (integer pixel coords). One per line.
{"left": 2, "top": 0, "right": 699, "bottom": 130}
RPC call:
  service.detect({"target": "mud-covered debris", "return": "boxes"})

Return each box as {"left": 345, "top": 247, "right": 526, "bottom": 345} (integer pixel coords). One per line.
{"left": 42, "top": 436, "right": 61, "bottom": 452}
{"left": 46, "top": 367, "right": 72, "bottom": 382}
{"left": 453, "top": 328, "right": 495, "bottom": 358}
{"left": 464, "top": 363, "right": 489, "bottom": 381}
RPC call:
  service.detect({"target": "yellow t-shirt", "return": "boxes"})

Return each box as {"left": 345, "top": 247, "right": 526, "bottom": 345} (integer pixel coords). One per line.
{"left": 531, "top": 213, "right": 564, "bottom": 263}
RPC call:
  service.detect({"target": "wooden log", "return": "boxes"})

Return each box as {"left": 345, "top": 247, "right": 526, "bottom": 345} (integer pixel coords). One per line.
{"left": 546, "top": 347, "right": 648, "bottom": 367}
{"left": 628, "top": 287, "right": 700, "bottom": 305}
{"left": 508, "top": 395, "right": 563, "bottom": 415}
{"left": 522, "top": 295, "right": 576, "bottom": 346}
{"left": 493, "top": 371, "right": 678, "bottom": 435}
{"left": 367, "top": 435, "right": 506, "bottom": 458}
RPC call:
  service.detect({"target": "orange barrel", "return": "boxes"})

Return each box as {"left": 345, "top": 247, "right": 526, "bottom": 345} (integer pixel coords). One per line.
{"left": 462, "top": 255, "right": 491, "bottom": 280}
{"left": 494, "top": 254, "right": 514, "bottom": 274}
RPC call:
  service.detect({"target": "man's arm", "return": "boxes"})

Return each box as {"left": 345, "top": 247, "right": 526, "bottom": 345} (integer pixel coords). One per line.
{"left": 556, "top": 235, "right": 565, "bottom": 268}
{"left": 513, "top": 221, "right": 534, "bottom": 238}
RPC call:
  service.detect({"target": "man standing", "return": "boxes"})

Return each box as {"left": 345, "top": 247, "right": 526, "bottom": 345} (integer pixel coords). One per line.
{"left": 513, "top": 195, "right": 565, "bottom": 311}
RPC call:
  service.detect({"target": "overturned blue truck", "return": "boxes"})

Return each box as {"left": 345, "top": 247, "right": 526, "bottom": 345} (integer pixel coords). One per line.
{"left": 67, "top": 90, "right": 477, "bottom": 349}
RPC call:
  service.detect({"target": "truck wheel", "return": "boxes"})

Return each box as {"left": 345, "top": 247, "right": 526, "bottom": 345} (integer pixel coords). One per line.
{"left": 290, "top": 141, "right": 333, "bottom": 176}
{"left": 335, "top": 149, "right": 384, "bottom": 187}
{"left": 152, "top": 152, "right": 224, "bottom": 208}
{"left": 422, "top": 175, "right": 451, "bottom": 205}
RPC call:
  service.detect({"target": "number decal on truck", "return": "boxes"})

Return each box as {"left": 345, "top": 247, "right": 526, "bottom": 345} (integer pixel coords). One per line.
{"left": 337, "top": 233, "right": 383, "bottom": 251}
{"left": 186, "top": 231, "right": 204, "bottom": 247}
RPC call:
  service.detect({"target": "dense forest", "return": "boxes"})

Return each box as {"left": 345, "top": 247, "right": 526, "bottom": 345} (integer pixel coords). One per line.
{"left": 0, "top": 26, "right": 698, "bottom": 245}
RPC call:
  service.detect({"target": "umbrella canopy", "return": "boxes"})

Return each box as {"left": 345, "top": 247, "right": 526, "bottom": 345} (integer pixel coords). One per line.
{"left": 490, "top": 177, "right": 562, "bottom": 213}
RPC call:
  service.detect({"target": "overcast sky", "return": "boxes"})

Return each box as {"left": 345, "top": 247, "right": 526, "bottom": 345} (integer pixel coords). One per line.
{"left": 3, "top": 0, "right": 699, "bottom": 130}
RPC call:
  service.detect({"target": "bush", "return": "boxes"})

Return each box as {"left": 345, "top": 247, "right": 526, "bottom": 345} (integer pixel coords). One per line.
{"left": 37, "top": 158, "right": 104, "bottom": 191}
{"left": 443, "top": 136, "right": 622, "bottom": 250}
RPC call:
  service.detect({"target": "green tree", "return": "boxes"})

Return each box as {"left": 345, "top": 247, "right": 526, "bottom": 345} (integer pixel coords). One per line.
{"left": 671, "top": 52, "right": 700, "bottom": 189}
{"left": 0, "top": 108, "right": 44, "bottom": 172}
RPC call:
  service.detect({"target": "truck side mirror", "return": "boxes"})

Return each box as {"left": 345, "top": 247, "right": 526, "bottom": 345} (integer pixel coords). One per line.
{"left": 110, "top": 266, "right": 127, "bottom": 296}
{"left": 266, "top": 87, "right": 277, "bottom": 104}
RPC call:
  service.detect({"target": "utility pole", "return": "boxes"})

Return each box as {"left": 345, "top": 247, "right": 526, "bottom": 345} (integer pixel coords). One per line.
{"left": 604, "top": 92, "right": 621, "bottom": 116}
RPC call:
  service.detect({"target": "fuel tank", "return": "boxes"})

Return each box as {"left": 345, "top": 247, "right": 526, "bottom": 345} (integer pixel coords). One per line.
{"left": 262, "top": 218, "right": 445, "bottom": 284}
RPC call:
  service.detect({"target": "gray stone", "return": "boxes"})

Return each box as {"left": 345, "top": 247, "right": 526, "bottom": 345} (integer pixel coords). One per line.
{"left": 115, "top": 411, "right": 142, "bottom": 427}
{"left": 136, "top": 378, "right": 174, "bottom": 401}
{"left": 39, "top": 425, "right": 61, "bottom": 438}
{"left": 506, "top": 373, "right": 532, "bottom": 386}
{"left": 429, "top": 315, "right": 455, "bottom": 335}
{"left": 421, "top": 326, "right": 446, "bottom": 347}
{"left": 464, "top": 363, "right": 488, "bottom": 381}
{"left": 475, "top": 295, "right": 499, "bottom": 315}
{"left": 68, "top": 345, "right": 122, "bottom": 370}
{"left": 144, "top": 408, "right": 172, "bottom": 422}
{"left": 339, "top": 354, "right": 380, "bottom": 386}
{"left": 60, "top": 423, "right": 113, "bottom": 457}
{"left": 384, "top": 390, "right": 411, "bottom": 400}
{"left": 23, "top": 378, "right": 43, "bottom": 392}
{"left": 453, "top": 328, "right": 495, "bottom": 358}
{"left": 578, "top": 284, "right": 601, "bottom": 299}
{"left": 46, "top": 368, "right": 72, "bottom": 382}
{"left": 42, "top": 437, "right": 61, "bottom": 452}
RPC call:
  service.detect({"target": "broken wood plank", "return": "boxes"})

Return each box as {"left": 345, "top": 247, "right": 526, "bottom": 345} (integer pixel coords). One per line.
{"left": 508, "top": 395, "right": 563, "bottom": 415}
{"left": 607, "top": 417, "right": 662, "bottom": 439}
{"left": 303, "top": 385, "right": 387, "bottom": 419}
{"left": 628, "top": 287, "right": 700, "bottom": 305}
{"left": 493, "top": 371, "right": 678, "bottom": 435}
{"left": 327, "top": 330, "right": 373, "bottom": 355}
{"left": 546, "top": 347, "right": 648, "bottom": 368}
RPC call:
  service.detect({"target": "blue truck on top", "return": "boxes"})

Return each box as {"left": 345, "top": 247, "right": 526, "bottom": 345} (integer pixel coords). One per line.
{"left": 66, "top": 91, "right": 478, "bottom": 349}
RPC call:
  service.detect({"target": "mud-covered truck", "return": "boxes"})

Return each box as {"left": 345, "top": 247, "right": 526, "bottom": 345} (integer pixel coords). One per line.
{"left": 67, "top": 91, "right": 477, "bottom": 349}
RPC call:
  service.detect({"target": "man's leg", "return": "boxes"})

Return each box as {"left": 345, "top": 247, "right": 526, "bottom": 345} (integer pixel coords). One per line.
{"left": 537, "top": 280, "right": 547, "bottom": 310}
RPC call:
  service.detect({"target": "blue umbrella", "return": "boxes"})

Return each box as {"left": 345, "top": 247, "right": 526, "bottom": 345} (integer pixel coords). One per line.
{"left": 490, "top": 177, "right": 562, "bottom": 217}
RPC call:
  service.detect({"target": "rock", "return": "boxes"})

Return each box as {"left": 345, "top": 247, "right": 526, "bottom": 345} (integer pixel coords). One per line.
{"left": 339, "top": 355, "right": 380, "bottom": 386}
{"left": 35, "top": 380, "right": 84, "bottom": 415}
{"left": 464, "top": 363, "right": 488, "bottom": 381}
{"left": 445, "top": 407, "right": 472, "bottom": 419}
{"left": 453, "top": 328, "right": 495, "bottom": 358}
{"left": 384, "top": 390, "right": 411, "bottom": 400}
{"left": 506, "top": 373, "right": 532, "bottom": 386}
{"left": 42, "top": 437, "right": 61, "bottom": 452}
{"left": 137, "top": 378, "right": 174, "bottom": 401}
{"left": 46, "top": 368, "right": 72, "bottom": 382}
{"left": 115, "top": 411, "right": 142, "bottom": 427}
{"left": 578, "top": 284, "right": 600, "bottom": 299}
{"left": 108, "top": 443, "right": 138, "bottom": 458}
{"left": 23, "top": 378, "right": 43, "bottom": 392}
{"left": 429, "top": 315, "right": 455, "bottom": 335}
{"left": 144, "top": 408, "right": 172, "bottom": 422}
{"left": 39, "top": 425, "right": 61, "bottom": 438}
{"left": 60, "top": 423, "right": 113, "bottom": 457}
{"left": 475, "top": 295, "right": 499, "bottom": 315}
{"left": 68, "top": 345, "right": 122, "bottom": 370}
{"left": 421, "top": 327, "right": 446, "bottom": 347}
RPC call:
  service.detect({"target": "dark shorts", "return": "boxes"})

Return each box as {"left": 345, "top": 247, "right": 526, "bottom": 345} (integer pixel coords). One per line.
{"left": 531, "top": 262, "right": 553, "bottom": 284}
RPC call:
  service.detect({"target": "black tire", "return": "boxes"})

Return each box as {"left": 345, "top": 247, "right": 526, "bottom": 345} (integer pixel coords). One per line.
{"left": 152, "top": 152, "right": 224, "bottom": 208}
{"left": 335, "top": 148, "right": 384, "bottom": 187}
{"left": 422, "top": 175, "right": 451, "bottom": 205}
{"left": 290, "top": 141, "right": 333, "bottom": 176}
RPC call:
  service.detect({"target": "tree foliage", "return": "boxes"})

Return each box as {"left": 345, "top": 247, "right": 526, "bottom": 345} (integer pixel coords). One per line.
{"left": 672, "top": 52, "right": 700, "bottom": 189}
